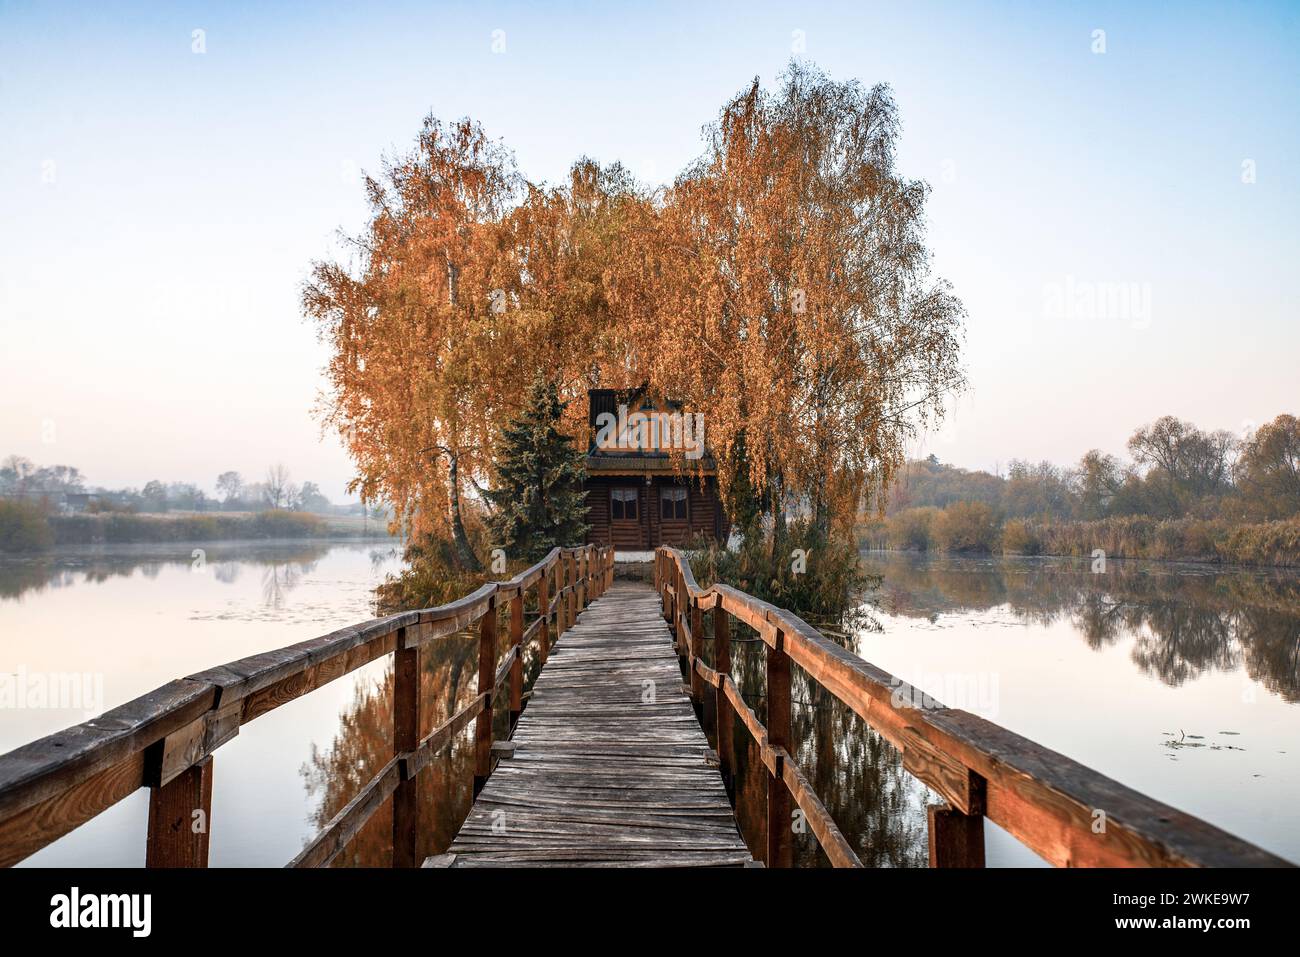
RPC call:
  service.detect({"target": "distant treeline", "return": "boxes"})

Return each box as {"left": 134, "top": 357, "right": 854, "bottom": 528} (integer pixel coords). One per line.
{"left": 0, "top": 502, "right": 392, "bottom": 553}
{"left": 860, "top": 510, "right": 1300, "bottom": 567}
{"left": 0, "top": 455, "right": 386, "bottom": 518}
{"left": 858, "top": 413, "right": 1300, "bottom": 567}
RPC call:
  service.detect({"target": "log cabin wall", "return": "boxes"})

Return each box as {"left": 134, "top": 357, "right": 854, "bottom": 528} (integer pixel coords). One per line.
{"left": 583, "top": 475, "right": 727, "bottom": 549}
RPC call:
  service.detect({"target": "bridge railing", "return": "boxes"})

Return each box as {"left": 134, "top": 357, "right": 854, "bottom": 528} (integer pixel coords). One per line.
{"left": 0, "top": 543, "right": 614, "bottom": 868}
{"left": 655, "top": 546, "right": 1291, "bottom": 868}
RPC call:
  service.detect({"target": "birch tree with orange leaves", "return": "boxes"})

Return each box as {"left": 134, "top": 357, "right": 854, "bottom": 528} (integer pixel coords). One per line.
{"left": 618, "top": 63, "right": 965, "bottom": 541}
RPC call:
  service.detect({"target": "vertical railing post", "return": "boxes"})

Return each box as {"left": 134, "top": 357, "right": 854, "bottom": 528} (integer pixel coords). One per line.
{"left": 681, "top": 564, "right": 691, "bottom": 655}
{"left": 689, "top": 598, "right": 703, "bottom": 705}
{"left": 714, "top": 607, "right": 733, "bottom": 789}
{"left": 557, "top": 553, "right": 566, "bottom": 636}
{"left": 766, "top": 625, "right": 793, "bottom": 868}
{"left": 927, "top": 804, "right": 986, "bottom": 868}
{"left": 563, "top": 552, "right": 573, "bottom": 634}
{"left": 509, "top": 589, "right": 524, "bottom": 728}
{"left": 146, "top": 757, "right": 214, "bottom": 868}
{"left": 555, "top": 556, "right": 566, "bottom": 638}
{"left": 474, "top": 596, "right": 497, "bottom": 796}
{"left": 538, "top": 564, "right": 551, "bottom": 664}
{"left": 392, "top": 629, "right": 420, "bottom": 867}
{"left": 578, "top": 548, "right": 587, "bottom": 610}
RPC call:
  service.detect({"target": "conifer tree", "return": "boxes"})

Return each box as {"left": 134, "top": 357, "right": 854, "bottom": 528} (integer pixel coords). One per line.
{"left": 486, "top": 377, "right": 590, "bottom": 563}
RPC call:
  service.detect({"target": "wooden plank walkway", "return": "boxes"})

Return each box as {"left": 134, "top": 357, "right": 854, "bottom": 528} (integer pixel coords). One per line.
{"left": 439, "top": 581, "right": 754, "bottom": 867}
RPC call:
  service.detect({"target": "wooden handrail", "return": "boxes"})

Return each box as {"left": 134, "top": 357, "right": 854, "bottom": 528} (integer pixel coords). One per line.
{"left": 0, "top": 543, "right": 614, "bottom": 868}
{"left": 655, "top": 546, "right": 1293, "bottom": 869}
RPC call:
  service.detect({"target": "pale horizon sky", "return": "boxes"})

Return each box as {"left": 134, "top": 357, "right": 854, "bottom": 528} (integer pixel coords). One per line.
{"left": 2, "top": 1, "right": 1297, "bottom": 501}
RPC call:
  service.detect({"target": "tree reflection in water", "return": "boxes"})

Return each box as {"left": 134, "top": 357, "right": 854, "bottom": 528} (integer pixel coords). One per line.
{"left": 299, "top": 632, "right": 484, "bottom": 867}
{"left": 866, "top": 553, "right": 1300, "bottom": 703}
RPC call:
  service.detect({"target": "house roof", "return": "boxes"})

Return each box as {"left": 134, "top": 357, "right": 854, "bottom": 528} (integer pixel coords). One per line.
{"left": 585, "top": 451, "right": 716, "bottom": 475}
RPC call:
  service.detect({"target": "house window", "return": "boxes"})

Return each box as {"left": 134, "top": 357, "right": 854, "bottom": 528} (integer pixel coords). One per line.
{"left": 661, "top": 486, "right": 687, "bottom": 520}
{"left": 611, "top": 488, "right": 639, "bottom": 521}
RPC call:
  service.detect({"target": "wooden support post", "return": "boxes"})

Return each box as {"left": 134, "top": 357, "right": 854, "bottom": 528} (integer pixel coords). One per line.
{"left": 555, "top": 559, "right": 565, "bottom": 638}
{"left": 673, "top": 567, "right": 684, "bottom": 650}
{"left": 538, "top": 568, "right": 551, "bottom": 665}
{"left": 392, "top": 635, "right": 420, "bottom": 867}
{"left": 927, "top": 803, "right": 986, "bottom": 868}
{"left": 689, "top": 600, "right": 704, "bottom": 705}
{"left": 509, "top": 591, "right": 524, "bottom": 727}
{"left": 146, "top": 756, "right": 213, "bottom": 867}
{"left": 474, "top": 599, "right": 497, "bottom": 796}
{"left": 766, "top": 629, "right": 793, "bottom": 868}
{"left": 566, "top": 554, "right": 575, "bottom": 631}
{"left": 578, "top": 550, "right": 586, "bottom": 610}
{"left": 714, "top": 608, "right": 733, "bottom": 788}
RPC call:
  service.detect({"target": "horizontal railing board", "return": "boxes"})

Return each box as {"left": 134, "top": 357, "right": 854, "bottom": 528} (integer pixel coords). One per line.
{"left": 0, "top": 679, "right": 218, "bottom": 823}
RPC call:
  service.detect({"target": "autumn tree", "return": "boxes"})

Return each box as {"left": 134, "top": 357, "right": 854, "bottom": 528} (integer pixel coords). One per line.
{"left": 1074, "top": 450, "right": 1125, "bottom": 520}
{"left": 215, "top": 471, "right": 243, "bottom": 506}
{"left": 1127, "top": 416, "right": 1237, "bottom": 515}
{"left": 613, "top": 63, "right": 965, "bottom": 548}
{"left": 1237, "top": 414, "right": 1300, "bottom": 519}
{"left": 304, "top": 117, "right": 653, "bottom": 570}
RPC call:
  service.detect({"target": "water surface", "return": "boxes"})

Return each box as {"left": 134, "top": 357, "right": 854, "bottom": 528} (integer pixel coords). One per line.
{"left": 3, "top": 545, "right": 1295, "bottom": 867}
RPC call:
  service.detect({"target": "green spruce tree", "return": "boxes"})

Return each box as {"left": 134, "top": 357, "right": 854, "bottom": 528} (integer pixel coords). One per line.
{"left": 486, "top": 376, "right": 590, "bottom": 564}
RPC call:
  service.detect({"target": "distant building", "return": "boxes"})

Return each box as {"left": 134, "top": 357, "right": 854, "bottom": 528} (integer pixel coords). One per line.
{"left": 582, "top": 387, "right": 729, "bottom": 550}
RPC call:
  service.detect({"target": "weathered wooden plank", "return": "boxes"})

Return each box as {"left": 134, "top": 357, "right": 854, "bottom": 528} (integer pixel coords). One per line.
{"left": 446, "top": 582, "right": 752, "bottom": 867}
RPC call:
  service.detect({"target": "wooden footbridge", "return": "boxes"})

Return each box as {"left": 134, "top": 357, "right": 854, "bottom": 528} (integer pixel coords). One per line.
{"left": 0, "top": 545, "right": 1290, "bottom": 868}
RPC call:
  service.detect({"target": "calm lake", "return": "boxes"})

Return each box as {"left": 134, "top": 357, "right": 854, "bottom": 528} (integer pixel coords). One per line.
{"left": 1, "top": 543, "right": 1296, "bottom": 866}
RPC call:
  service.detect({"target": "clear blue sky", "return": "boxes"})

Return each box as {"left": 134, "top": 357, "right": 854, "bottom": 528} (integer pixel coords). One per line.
{"left": 2, "top": 1, "right": 1297, "bottom": 499}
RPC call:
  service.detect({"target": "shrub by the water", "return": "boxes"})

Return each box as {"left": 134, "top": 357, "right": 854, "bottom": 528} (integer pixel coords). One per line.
{"left": 931, "top": 501, "right": 1000, "bottom": 553}
{"left": 0, "top": 500, "right": 54, "bottom": 552}
{"left": 1000, "top": 518, "right": 1043, "bottom": 555}
{"left": 887, "top": 507, "right": 941, "bottom": 551}
{"left": 686, "top": 519, "right": 870, "bottom": 625}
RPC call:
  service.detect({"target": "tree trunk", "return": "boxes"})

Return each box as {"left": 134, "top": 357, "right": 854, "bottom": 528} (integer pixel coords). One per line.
{"left": 440, "top": 447, "right": 482, "bottom": 571}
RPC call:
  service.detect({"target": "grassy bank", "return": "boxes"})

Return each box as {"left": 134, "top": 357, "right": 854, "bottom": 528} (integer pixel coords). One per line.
{"left": 858, "top": 507, "right": 1300, "bottom": 568}
{"left": 0, "top": 501, "right": 394, "bottom": 552}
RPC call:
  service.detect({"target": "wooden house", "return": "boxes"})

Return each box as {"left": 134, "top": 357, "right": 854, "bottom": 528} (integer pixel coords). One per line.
{"left": 582, "top": 388, "right": 729, "bottom": 551}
